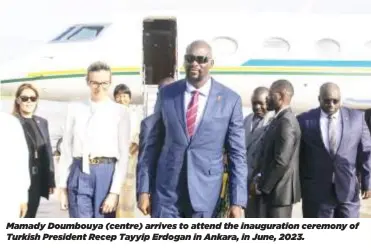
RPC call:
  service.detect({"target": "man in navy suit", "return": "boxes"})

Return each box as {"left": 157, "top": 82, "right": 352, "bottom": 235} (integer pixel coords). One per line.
{"left": 136, "top": 77, "right": 174, "bottom": 215}
{"left": 137, "top": 40, "right": 247, "bottom": 218}
{"left": 297, "top": 82, "right": 371, "bottom": 218}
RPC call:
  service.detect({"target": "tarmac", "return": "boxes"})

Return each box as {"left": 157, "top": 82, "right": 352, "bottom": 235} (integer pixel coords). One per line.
{"left": 36, "top": 194, "right": 371, "bottom": 218}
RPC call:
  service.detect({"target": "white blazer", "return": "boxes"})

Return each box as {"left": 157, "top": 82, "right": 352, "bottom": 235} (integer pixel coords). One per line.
{"left": 0, "top": 112, "right": 30, "bottom": 218}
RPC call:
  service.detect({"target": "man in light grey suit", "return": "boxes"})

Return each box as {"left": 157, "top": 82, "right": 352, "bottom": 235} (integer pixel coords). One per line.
{"left": 243, "top": 87, "right": 274, "bottom": 217}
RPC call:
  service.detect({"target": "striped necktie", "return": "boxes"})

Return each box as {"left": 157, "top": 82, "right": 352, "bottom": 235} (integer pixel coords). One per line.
{"left": 328, "top": 114, "right": 337, "bottom": 156}
{"left": 186, "top": 90, "right": 200, "bottom": 137}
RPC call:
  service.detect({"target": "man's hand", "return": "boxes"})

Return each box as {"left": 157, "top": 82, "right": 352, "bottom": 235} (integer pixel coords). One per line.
{"left": 228, "top": 205, "right": 243, "bottom": 218}
{"left": 138, "top": 193, "right": 151, "bottom": 215}
{"left": 249, "top": 183, "right": 256, "bottom": 196}
{"left": 20, "top": 203, "right": 27, "bottom": 218}
{"left": 362, "top": 190, "right": 371, "bottom": 199}
{"left": 102, "top": 193, "right": 119, "bottom": 214}
{"left": 60, "top": 188, "right": 68, "bottom": 210}
{"left": 249, "top": 183, "right": 262, "bottom": 196}
{"left": 130, "top": 143, "right": 139, "bottom": 155}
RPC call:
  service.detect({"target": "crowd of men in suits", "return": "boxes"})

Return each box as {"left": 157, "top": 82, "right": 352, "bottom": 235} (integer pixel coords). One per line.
{"left": 242, "top": 82, "right": 371, "bottom": 218}
{"left": 136, "top": 39, "right": 371, "bottom": 218}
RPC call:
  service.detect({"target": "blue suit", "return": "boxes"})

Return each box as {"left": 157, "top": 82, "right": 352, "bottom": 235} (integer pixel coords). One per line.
{"left": 137, "top": 78, "right": 247, "bottom": 217}
{"left": 297, "top": 107, "right": 371, "bottom": 217}
{"left": 136, "top": 114, "right": 163, "bottom": 199}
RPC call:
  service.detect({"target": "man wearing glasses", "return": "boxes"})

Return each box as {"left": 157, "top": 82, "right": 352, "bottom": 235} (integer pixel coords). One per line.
{"left": 137, "top": 40, "right": 247, "bottom": 218}
{"left": 58, "top": 61, "right": 131, "bottom": 218}
{"left": 297, "top": 82, "right": 371, "bottom": 218}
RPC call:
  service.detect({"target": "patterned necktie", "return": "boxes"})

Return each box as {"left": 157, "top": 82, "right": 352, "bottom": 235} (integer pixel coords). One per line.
{"left": 251, "top": 116, "right": 262, "bottom": 133}
{"left": 328, "top": 114, "right": 337, "bottom": 156}
{"left": 186, "top": 90, "right": 200, "bottom": 137}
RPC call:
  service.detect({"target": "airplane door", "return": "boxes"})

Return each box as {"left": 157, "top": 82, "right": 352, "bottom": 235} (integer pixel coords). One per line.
{"left": 142, "top": 18, "right": 177, "bottom": 85}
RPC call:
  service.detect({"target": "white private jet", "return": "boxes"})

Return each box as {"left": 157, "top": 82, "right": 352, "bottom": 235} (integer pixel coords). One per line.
{"left": 2, "top": 11, "right": 371, "bottom": 113}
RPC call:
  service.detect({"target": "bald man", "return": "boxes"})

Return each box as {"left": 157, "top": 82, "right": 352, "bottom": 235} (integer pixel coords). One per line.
{"left": 297, "top": 82, "right": 371, "bottom": 218}
{"left": 253, "top": 79, "right": 301, "bottom": 218}
{"left": 243, "top": 87, "right": 274, "bottom": 217}
{"left": 137, "top": 40, "right": 247, "bottom": 218}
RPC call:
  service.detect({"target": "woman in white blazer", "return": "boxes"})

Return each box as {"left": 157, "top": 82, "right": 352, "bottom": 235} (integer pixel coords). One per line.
{"left": 0, "top": 112, "right": 30, "bottom": 218}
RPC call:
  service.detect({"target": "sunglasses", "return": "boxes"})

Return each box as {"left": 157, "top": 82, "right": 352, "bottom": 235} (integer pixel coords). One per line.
{"left": 184, "top": 55, "right": 210, "bottom": 64}
{"left": 19, "top": 96, "right": 37, "bottom": 102}
{"left": 323, "top": 99, "right": 339, "bottom": 104}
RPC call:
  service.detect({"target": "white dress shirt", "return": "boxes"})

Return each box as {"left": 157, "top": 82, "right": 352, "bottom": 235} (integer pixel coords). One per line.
{"left": 0, "top": 112, "right": 30, "bottom": 218}
{"left": 58, "top": 98, "right": 131, "bottom": 194}
{"left": 184, "top": 78, "right": 211, "bottom": 131}
{"left": 320, "top": 109, "right": 342, "bottom": 153}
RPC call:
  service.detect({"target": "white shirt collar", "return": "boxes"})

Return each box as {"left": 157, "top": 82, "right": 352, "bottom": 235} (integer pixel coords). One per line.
{"left": 320, "top": 109, "right": 340, "bottom": 119}
{"left": 186, "top": 77, "right": 212, "bottom": 96}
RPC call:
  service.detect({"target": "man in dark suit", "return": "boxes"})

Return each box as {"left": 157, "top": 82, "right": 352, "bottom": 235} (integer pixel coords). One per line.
{"left": 137, "top": 40, "right": 247, "bottom": 218}
{"left": 252, "top": 79, "right": 301, "bottom": 218}
{"left": 243, "top": 87, "right": 274, "bottom": 217}
{"left": 297, "top": 82, "right": 371, "bottom": 218}
{"left": 136, "top": 77, "right": 174, "bottom": 215}
{"left": 364, "top": 109, "right": 371, "bottom": 135}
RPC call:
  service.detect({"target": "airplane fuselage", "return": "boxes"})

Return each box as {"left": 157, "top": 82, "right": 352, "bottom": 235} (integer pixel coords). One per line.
{"left": 2, "top": 12, "right": 371, "bottom": 113}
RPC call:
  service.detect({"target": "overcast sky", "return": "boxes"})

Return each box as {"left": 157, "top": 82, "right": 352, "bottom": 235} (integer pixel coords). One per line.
{"left": 1, "top": 0, "right": 371, "bottom": 65}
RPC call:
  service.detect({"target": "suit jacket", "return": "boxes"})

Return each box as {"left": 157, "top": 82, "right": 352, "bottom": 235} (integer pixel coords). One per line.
{"left": 297, "top": 107, "right": 371, "bottom": 203}
{"left": 137, "top": 78, "right": 247, "bottom": 214}
{"left": 364, "top": 109, "right": 371, "bottom": 135}
{"left": 244, "top": 111, "right": 274, "bottom": 181}
{"left": 136, "top": 114, "right": 163, "bottom": 198}
{"left": 257, "top": 108, "right": 301, "bottom": 206}
{"left": 18, "top": 115, "right": 56, "bottom": 199}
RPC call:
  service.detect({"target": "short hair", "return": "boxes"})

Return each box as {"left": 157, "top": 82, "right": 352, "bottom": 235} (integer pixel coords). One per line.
{"left": 186, "top": 40, "right": 213, "bottom": 57}
{"left": 271, "top": 79, "right": 294, "bottom": 97}
{"left": 319, "top": 82, "right": 340, "bottom": 96}
{"left": 86, "top": 61, "right": 111, "bottom": 80}
{"left": 253, "top": 86, "right": 269, "bottom": 97}
{"left": 113, "top": 84, "right": 131, "bottom": 98}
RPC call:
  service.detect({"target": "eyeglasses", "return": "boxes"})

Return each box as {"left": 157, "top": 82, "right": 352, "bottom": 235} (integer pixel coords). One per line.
{"left": 184, "top": 55, "right": 210, "bottom": 64}
{"left": 90, "top": 81, "right": 110, "bottom": 88}
{"left": 19, "top": 96, "right": 37, "bottom": 102}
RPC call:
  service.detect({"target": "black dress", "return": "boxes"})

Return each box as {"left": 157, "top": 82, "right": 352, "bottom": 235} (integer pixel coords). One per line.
{"left": 21, "top": 117, "right": 48, "bottom": 218}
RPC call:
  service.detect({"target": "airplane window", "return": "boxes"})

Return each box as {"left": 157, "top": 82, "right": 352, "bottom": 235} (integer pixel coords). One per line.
{"left": 50, "top": 25, "right": 106, "bottom": 42}
{"left": 316, "top": 38, "right": 340, "bottom": 57}
{"left": 51, "top": 26, "right": 75, "bottom": 41}
{"left": 210, "top": 36, "right": 238, "bottom": 57}
{"left": 261, "top": 37, "right": 290, "bottom": 57}
{"left": 67, "top": 26, "right": 105, "bottom": 41}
